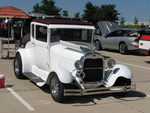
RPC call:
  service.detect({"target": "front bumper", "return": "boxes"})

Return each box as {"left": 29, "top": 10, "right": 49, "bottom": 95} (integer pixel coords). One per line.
{"left": 64, "top": 84, "right": 136, "bottom": 96}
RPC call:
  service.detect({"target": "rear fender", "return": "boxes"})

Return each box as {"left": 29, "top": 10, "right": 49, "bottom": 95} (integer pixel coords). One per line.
{"left": 16, "top": 49, "right": 35, "bottom": 73}
{"left": 104, "top": 64, "right": 133, "bottom": 87}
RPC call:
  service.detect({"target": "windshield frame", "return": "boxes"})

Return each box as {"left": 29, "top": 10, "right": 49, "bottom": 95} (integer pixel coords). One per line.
{"left": 48, "top": 24, "right": 95, "bottom": 44}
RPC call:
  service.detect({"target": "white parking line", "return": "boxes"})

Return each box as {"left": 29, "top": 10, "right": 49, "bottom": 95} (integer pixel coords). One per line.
{"left": 146, "top": 94, "right": 150, "bottom": 98}
{"left": 117, "top": 61, "right": 150, "bottom": 71}
{"left": 5, "top": 85, "right": 35, "bottom": 111}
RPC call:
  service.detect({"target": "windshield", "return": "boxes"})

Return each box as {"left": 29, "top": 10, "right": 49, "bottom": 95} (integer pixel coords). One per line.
{"left": 50, "top": 28, "right": 93, "bottom": 43}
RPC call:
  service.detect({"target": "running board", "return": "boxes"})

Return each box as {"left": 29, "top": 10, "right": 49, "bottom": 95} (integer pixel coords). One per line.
{"left": 23, "top": 72, "right": 45, "bottom": 83}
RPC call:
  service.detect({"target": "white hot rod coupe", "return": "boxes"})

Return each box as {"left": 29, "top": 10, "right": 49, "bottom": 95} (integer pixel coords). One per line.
{"left": 13, "top": 17, "right": 136, "bottom": 103}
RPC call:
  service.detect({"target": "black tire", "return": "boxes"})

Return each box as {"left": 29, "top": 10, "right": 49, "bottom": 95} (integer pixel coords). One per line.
{"left": 114, "top": 77, "right": 131, "bottom": 96}
{"left": 119, "top": 43, "right": 128, "bottom": 54}
{"left": 14, "top": 53, "right": 25, "bottom": 79}
{"left": 94, "top": 40, "right": 102, "bottom": 50}
{"left": 50, "top": 73, "right": 65, "bottom": 103}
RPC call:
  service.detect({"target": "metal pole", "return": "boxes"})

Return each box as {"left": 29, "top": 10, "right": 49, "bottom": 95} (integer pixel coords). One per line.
{"left": 7, "top": 19, "right": 10, "bottom": 57}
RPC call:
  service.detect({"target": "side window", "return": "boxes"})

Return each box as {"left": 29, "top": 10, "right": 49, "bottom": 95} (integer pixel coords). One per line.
{"left": 51, "top": 29, "right": 60, "bottom": 43}
{"left": 108, "top": 31, "right": 123, "bottom": 37}
{"left": 36, "top": 25, "right": 47, "bottom": 42}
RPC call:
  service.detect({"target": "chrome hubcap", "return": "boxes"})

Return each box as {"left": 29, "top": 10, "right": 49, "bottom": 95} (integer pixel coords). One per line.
{"left": 51, "top": 77, "right": 59, "bottom": 97}
{"left": 120, "top": 44, "right": 125, "bottom": 53}
{"left": 14, "top": 58, "right": 19, "bottom": 75}
{"left": 95, "top": 41, "right": 100, "bottom": 48}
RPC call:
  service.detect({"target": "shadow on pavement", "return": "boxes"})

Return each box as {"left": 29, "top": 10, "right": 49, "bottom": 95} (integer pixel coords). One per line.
{"left": 63, "top": 90, "right": 146, "bottom": 105}
{"left": 144, "top": 61, "right": 150, "bottom": 64}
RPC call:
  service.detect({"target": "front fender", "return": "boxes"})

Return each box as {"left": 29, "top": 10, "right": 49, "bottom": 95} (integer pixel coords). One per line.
{"left": 104, "top": 64, "right": 133, "bottom": 87}
{"left": 49, "top": 67, "right": 74, "bottom": 84}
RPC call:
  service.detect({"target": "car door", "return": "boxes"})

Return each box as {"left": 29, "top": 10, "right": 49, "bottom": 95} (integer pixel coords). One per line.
{"left": 97, "top": 21, "right": 121, "bottom": 49}
{"left": 101, "top": 36, "right": 114, "bottom": 49}
{"left": 101, "top": 31, "right": 119, "bottom": 49}
{"left": 33, "top": 24, "right": 50, "bottom": 71}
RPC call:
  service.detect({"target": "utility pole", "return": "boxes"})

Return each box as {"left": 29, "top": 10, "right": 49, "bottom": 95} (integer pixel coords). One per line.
{"left": 60, "top": 0, "right": 61, "bottom": 16}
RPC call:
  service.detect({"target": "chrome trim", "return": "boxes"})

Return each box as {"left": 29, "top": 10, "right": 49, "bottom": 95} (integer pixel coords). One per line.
{"left": 82, "top": 81, "right": 103, "bottom": 88}
{"left": 64, "top": 84, "right": 136, "bottom": 96}
{"left": 80, "top": 51, "right": 104, "bottom": 62}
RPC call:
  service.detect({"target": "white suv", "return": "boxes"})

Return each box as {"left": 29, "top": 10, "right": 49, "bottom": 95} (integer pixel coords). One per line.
{"left": 13, "top": 17, "right": 135, "bottom": 103}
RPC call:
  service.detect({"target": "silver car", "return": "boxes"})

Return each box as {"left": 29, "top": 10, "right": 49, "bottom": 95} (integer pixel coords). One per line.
{"left": 94, "top": 21, "right": 140, "bottom": 54}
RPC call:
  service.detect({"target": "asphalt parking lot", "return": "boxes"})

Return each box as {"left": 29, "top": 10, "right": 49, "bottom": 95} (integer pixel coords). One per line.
{"left": 0, "top": 43, "right": 150, "bottom": 113}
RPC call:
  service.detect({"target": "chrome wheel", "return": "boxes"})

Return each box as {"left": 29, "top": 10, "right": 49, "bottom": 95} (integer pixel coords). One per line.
{"left": 51, "top": 77, "right": 60, "bottom": 97}
{"left": 14, "top": 53, "right": 25, "bottom": 79}
{"left": 119, "top": 43, "right": 128, "bottom": 54}
{"left": 14, "top": 58, "right": 19, "bottom": 75}
{"left": 50, "top": 74, "right": 65, "bottom": 103}
{"left": 94, "top": 40, "right": 102, "bottom": 50}
{"left": 95, "top": 40, "right": 100, "bottom": 49}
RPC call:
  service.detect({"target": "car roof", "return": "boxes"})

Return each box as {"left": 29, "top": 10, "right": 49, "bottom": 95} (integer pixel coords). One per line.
{"left": 32, "top": 18, "right": 93, "bottom": 26}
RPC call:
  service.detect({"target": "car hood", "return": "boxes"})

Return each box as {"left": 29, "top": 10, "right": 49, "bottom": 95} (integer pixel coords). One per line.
{"left": 97, "top": 21, "right": 121, "bottom": 36}
{"left": 50, "top": 42, "right": 91, "bottom": 71}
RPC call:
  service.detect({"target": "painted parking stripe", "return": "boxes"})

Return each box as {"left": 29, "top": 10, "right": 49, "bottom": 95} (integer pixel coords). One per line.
{"left": 146, "top": 94, "right": 150, "bottom": 98}
{"left": 5, "top": 85, "right": 35, "bottom": 111}
{"left": 117, "top": 61, "right": 150, "bottom": 71}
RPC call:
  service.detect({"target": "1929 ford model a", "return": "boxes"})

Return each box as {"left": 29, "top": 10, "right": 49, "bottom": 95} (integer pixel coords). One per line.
{"left": 14, "top": 17, "right": 135, "bottom": 103}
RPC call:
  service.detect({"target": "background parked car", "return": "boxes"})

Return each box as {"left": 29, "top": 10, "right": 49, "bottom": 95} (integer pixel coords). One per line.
{"left": 94, "top": 21, "right": 149, "bottom": 54}
{"left": 139, "top": 35, "right": 150, "bottom": 55}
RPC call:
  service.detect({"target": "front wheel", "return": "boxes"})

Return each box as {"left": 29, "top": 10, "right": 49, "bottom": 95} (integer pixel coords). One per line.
{"left": 114, "top": 77, "right": 131, "bottom": 96}
{"left": 94, "top": 40, "right": 102, "bottom": 50}
{"left": 119, "top": 43, "right": 128, "bottom": 54}
{"left": 50, "top": 73, "right": 65, "bottom": 103}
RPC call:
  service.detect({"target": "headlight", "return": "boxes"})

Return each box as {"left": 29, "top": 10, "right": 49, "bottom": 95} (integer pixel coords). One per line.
{"left": 74, "top": 60, "right": 83, "bottom": 70}
{"left": 107, "top": 59, "right": 116, "bottom": 68}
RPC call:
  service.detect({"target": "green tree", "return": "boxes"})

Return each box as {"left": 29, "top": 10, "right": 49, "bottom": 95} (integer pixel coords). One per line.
{"left": 32, "top": 0, "right": 61, "bottom": 15}
{"left": 100, "top": 4, "right": 119, "bottom": 22}
{"left": 63, "top": 10, "right": 68, "bottom": 17}
{"left": 134, "top": 16, "right": 138, "bottom": 25}
{"left": 82, "top": 2, "right": 119, "bottom": 25}
{"left": 120, "top": 16, "right": 125, "bottom": 29}
{"left": 32, "top": 3, "right": 42, "bottom": 13}
{"left": 82, "top": 2, "right": 100, "bottom": 25}
{"left": 74, "top": 12, "right": 80, "bottom": 18}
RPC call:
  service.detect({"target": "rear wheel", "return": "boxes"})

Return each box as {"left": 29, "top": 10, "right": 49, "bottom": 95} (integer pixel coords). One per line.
{"left": 50, "top": 73, "right": 65, "bottom": 103}
{"left": 119, "top": 43, "right": 128, "bottom": 54}
{"left": 14, "top": 53, "right": 25, "bottom": 79}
